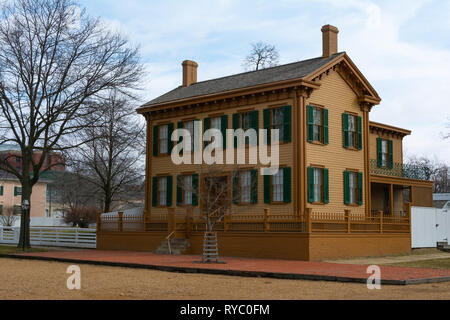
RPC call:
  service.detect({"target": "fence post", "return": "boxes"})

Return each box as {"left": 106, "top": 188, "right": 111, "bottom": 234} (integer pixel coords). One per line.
{"left": 345, "top": 209, "right": 351, "bottom": 233}
{"left": 224, "top": 214, "right": 230, "bottom": 232}
{"left": 96, "top": 212, "right": 102, "bottom": 233}
{"left": 264, "top": 208, "right": 271, "bottom": 232}
{"left": 378, "top": 210, "right": 383, "bottom": 234}
{"left": 118, "top": 212, "right": 124, "bottom": 232}
{"left": 186, "top": 208, "right": 192, "bottom": 239}
{"left": 306, "top": 208, "right": 312, "bottom": 233}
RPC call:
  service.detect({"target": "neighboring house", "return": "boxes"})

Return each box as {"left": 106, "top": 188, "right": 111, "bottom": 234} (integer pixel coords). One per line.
{"left": 0, "top": 144, "right": 65, "bottom": 173}
{"left": 0, "top": 173, "right": 48, "bottom": 218}
{"left": 98, "top": 25, "right": 434, "bottom": 260}
{"left": 434, "top": 193, "right": 450, "bottom": 210}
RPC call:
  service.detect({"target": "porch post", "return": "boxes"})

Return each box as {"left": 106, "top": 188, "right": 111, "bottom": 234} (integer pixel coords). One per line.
{"left": 306, "top": 208, "right": 312, "bottom": 233}
{"left": 378, "top": 210, "right": 383, "bottom": 234}
{"left": 406, "top": 202, "right": 412, "bottom": 234}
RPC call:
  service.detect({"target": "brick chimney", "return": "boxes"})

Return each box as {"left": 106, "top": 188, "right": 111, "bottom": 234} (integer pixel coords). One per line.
{"left": 321, "top": 25, "right": 339, "bottom": 58}
{"left": 182, "top": 60, "right": 198, "bottom": 87}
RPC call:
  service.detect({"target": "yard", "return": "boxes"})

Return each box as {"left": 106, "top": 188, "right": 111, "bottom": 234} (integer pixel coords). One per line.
{"left": 0, "top": 245, "right": 46, "bottom": 254}
{"left": 1, "top": 258, "right": 450, "bottom": 300}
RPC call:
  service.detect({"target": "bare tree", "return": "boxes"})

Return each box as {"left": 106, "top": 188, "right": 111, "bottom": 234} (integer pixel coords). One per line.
{"left": 0, "top": 0, "right": 143, "bottom": 250}
{"left": 406, "top": 155, "right": 450, "bottom": 193}
{"left": 0, "top": 206, "right": 18, "bottom": 227}
{"left": 71, "top": 91, "right": 145, "bottom": 213}
{"left": 243, "top": 42, "right": 280, "bottom": 71}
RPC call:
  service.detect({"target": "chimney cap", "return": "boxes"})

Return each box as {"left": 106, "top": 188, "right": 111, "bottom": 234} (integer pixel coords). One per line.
{"left": 182, "top": 60, "right": 198, "bottom": 67}
{"left": 321, "top": 24, "right": 339, "bottom": 33}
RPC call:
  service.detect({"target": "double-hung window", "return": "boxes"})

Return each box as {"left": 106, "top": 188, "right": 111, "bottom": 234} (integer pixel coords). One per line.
{"left": 347, "top": 115, "right": 356, "bottom": 148}
{"left": 348, "top": 171, "right": 358, "bottom": 204}
{"left": 183, "top": 175, "right": 193, "bottom": 205}
{"left": 343, "top": 113, "right": 362, "bottom": 150}
{"left": 313, "top": 168, "right": 323, "bottom": 203}
{"left": 240, "top": 171, "right": 251, "bottom": 204}
{"left": 271, "top": 108, "right": 284, "bottom": 142}
{"left": 381, "top": 139, "right": 388, "bottom": 167}
{"left": 159, "top": 125, "right": 169, "bottom": 155}
{"left": 272, "top": 170, "right": 284, "bottom": 203}
{"left": 158, "top": 177, "right": 168, "bottom": 207}
{"left": 376, "top": 138, "right": 393, "bottom": 169}
{"left": 344, "top": 170, "right": 363, "bottom": 206}
{"left": 307, "top": 105, "right": 328, "bottom": 144}
{"left": 308, "top": 167, "right": 329, "bottom": 204}
{"left": 184, "top": 121, "right": 194, "bottom": 152}
{"left": 312, "top": 107, "right": 323, "bottom": 142}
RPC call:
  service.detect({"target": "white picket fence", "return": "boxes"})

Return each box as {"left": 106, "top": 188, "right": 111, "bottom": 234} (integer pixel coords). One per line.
{"left": 0, "top": 226, "right": 96, "bottom": 249}
{"left": 412, "top": 206, "right": 450, "bottom": 248}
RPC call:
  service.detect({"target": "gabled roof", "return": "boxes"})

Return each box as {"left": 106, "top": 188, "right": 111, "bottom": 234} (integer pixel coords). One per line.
{"left": 141, "top": 52, "right": 344, "bottom": 108}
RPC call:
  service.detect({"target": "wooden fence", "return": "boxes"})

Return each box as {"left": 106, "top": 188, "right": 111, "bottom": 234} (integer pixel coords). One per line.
{"left": 98, "top": 203, "right": 411, "bottom": 237}
{"left": 0, "top": 226, "right": 96, "bottom": 248}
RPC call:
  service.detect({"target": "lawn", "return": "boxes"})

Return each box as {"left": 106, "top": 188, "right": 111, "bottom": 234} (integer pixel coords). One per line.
{"left": 0, "top": 245, "right": 47, "bottom": 254}
{"left": 388, "top": 258, "right": 450, "bottom": 270}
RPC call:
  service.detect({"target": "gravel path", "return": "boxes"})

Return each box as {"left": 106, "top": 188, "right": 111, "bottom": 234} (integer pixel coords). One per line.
{"left": 1, "top": 258, "right": 449, "bottom": 300}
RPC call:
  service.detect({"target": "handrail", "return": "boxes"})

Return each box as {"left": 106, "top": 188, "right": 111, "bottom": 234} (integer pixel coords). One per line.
{"left": 166, "top": 231, "right": 175, "bottom": 255}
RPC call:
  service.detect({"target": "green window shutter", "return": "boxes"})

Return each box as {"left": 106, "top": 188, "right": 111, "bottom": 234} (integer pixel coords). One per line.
{"left": 323, "top": 108, "right": 329, "bottom": 145}
{"left": 232, "top": 113, "right": 239, "bottom": 148}
{"left": 283, "top": 167, "right": 292, "bottom": 203}
{"left": 324, "top": 168, "right": 329, "bottom": 204}
{"left": 166, "top": 176, "right": 173, "bottom": 207}
{"left": 264, "top": 174, "right": 271, "bottom": 204}
{"left": 0, "top": 186, "right": 3, "bottom": 196}
{"left": 358, "top": 172, "right": 363, "bottom": 206}
{"left": 377, "top": 138, "right": 382, "bottom": 168}
{"left": 177, "top": 122, "right": 184, "bottom": 153}
{"left": 263, "top": 109, "right": 271, "bottom": 145}
{"left": 192, "top": 174, "right": 199, "bottom": 206}
{"left": 344, "top": 171, "right": 350, "bottom": 205}
{"left": 167, "top": 123, "right": 174, "bottom": 154}
{"left": 251, "top": 169, "right": 258, "bottom": 204}
{"left": 14, "top": 186, "right": 18, "bottom": 197}
{"left": 153, "top": 125, "right": 159, "bottom": 156}
{"left": 283, "top": 105, "right": 292, "bottom": 143}
{"left": 232, "top": 171, "right": 239, "bottom": 204}
{"left": 342, "top": 113, "right": 349, "bottom": 148}
{"left": 307, "top": 105, "right": 314, "bottom": 142}
{"left": 251, "top": 110, "right": 259, "bottom": 146}
{"left": 388, "top": 140, "right": 394, "bottom": 169}
{"left": 221, "top": 115, "right": 228, "bottom": 150}
{"left": 357, "top": 116, "right": 362, "bottom": 150}
{"left": 176, "top": 175, "right": 183, "bottom": 206}
{"left": 0, "top": 205, "right": 3, "bottom": 215}
{"left": 204, "top": 118, "right": 211, "bottom": 149}
{"left": 152, "top": 177, "right": 158, "bottom": 207}
{"left": 307, "top": 167, "right": 314, "bottom": 203}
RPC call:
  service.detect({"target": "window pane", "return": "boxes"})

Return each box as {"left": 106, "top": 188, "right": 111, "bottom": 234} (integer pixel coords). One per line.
{"left": 272, "top": 170, "right": 284, "bottom": 202}
{"left": 349, "top": 172, "right": 356, "bottom": 204}
{"left": 271, "top": 109, "right": 284, "bottom": 141}
{"left": 159, "top": 178, "right": 167, "bottom": 206}
{"left": 240, "top": 171, "right": 251, "bottom": 203}
{"left": 184, "top": 176, "right": 193, "bottom": 205}
{"left": 313, "top": 108, "right": 322, "bottom": 125}
{"left": 159, "top": 125, "right": 168, "bottom": 154}
{"left": 211, "top": 117, "right": 221, "bottom": 130}
{"left": 313, "top": 168, "right": 323, "bottom": 202}
{"left": 184, "top": 121, "right": 194, "bottom": 151}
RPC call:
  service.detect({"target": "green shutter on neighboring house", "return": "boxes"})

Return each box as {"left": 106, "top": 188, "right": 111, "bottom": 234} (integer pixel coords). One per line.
{"left": 176, "top": 175, "right": 183, "bottom": 206}
{"left": 388, "top": 140, "right": 394, "bottom": 169}
{"left": 377, "top": 138, "right": 382, "bottom": 168}
{"left": 324, "top": 168, "right": 329, "bottom": 204}
{"left": 358, "top": 172, "right": 363, "bottom": 206}
{"left": 307, "top": 105, "right": 314, "bottom": 142}
{"left": 232, "top": 171, "right": 239, "bottom": 204}
{"left": 264, "top": 174, "right": 271, "bottom": 204}
{"left": 283, "top": 167, "right": 292, "bottom": 203}
{"left": 357, "top": 116, "right": 363, "bottom": 150}
{"left": 323, "top": 109, "right": 329, "bottom": 145}
{"left": 251, "top": 169, "right": 258, "bottom": 204}
{"left": 0, "top": 186, "right": 3, "bottom": 196}
{"left": 307, "top": 167, "right": 314, "bottom": 203}
{"left": 283, "top": 105, "right": 292, "bottom": 143}
{"left": 152, "top": 177, "right": 158, "bottom": 207}
{"left": 153, "top": 125, "right": 159, "bottom": 156}
{"left": 166, "top": 176, "right": 173, "bottom": 207}
{"left": 0, "top": 205, "right": 3, "bottom": 215}
{"left": 251, "top": 110, "right": 259, "bottom": 146}
{"left": 192, "top": 174, "right": 199, "bottom": 206}
{"left": 221, "top": 115, "right": 228, "bottom": 150}
{"left": 342, "top": 113, "right": 349, "bottom": 148}
{"left": 167, "top": 123, "right": 174, "bottom": 154}
{"left": 232, "top": 113, "right": 239, "bottom": 148}
{"left": 263, "top": 109, "right": 271, "bottom": 145}
{"left": 344, "top": 171, "right": 350, "bottom": 205}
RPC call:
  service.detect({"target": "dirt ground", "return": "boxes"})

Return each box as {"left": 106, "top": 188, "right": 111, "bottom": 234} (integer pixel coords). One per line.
{"left": 0, "top": 258, "right": 449, "bottom": 300}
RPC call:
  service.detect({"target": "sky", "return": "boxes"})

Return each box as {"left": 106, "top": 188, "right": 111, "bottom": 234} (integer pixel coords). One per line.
{"left": 79, "top": 0, "right": 450, "bottom": 162}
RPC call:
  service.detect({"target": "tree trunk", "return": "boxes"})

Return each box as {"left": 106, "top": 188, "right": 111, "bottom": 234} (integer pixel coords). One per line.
{"left": 17, "top": 182, "right": 32, "bottom": 250}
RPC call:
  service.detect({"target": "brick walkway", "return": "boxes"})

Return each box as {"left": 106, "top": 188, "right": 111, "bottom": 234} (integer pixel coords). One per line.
{"left": 10, "top": 250, "right": 450, "bottom": 285}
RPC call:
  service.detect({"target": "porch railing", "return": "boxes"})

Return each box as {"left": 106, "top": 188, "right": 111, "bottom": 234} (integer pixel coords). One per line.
{"left": 370, "top": 159, "right": 431, "bottom": 180}
{"left": 97, "top": 204, "right": 411, "bottom": 236}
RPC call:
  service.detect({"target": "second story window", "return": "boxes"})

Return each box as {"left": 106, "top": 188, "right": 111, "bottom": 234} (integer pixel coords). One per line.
{"left": 377, "top": 138, "right": 393, "bottom": 169}
{"left": 159, "top": 125, "right": 168, "bottom": 154}
{"left": 307, "top": 105, "right": 329, "bottom": 144}
{"left": 343, "top": 113, "right": 362, "bottom": 150}
{"left": 271, "top": 108, "right": 284, "bottom": 142}
{"left": 183, "top": 121, "right": 195, "bottom": 151}
{"left": 263, "top": 106, "right": 292, "bottom": 144}
{"left": 14, "top": 186, "right": 22, "bottom": 197}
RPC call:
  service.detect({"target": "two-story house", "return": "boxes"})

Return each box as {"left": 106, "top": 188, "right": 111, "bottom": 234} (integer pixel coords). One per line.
{"left": 97, "top": 25, "right": 433, "bottom": 261}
